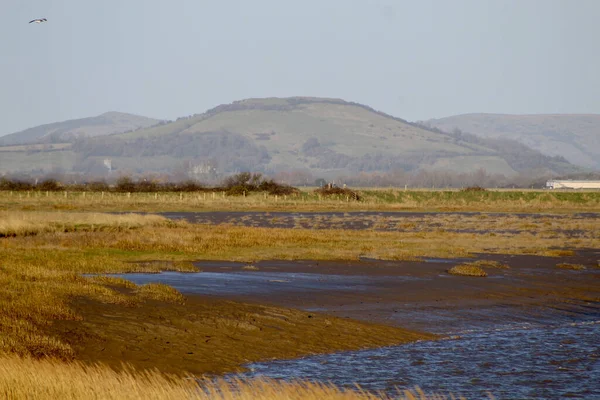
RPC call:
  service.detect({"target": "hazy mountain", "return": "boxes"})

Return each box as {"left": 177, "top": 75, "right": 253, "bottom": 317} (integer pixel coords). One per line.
{"left": 0, "top": 98, "right": 581, "bottom": 178}
{"left": 0, "top": 112, "right": 160, "bottom": 146}
{"left": 424, "top": 114, "right": 600, "bottom": 170}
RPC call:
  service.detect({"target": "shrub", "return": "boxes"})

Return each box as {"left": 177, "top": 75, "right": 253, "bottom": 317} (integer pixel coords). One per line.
{"left": 258, "top": 179, "right": 299, "bottom": 195}
{"left": 461, "top": 186, "right": 486, "bottom": 192}
{"left": 86, "top": 181, "right": 110, "bottom": 192}
{"left": 223, "top": 173, "right": 299, "bottom": 196}
{"left": 115, "top": 176, "right": 136, "bottom": 192}
{"left": 314, "top": 186, "right": 360, "bottom": 201}
{"left": 36, "top": 179, "right": 62, "bottom": 191}
{"left": 174, "top": 180, "right": 204, "bottom": 192}
{"left": 0, "top": 178, "right": 33, "bottom": 191}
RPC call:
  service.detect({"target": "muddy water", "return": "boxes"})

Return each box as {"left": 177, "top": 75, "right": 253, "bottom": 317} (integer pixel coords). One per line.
{"left": 117, "top": 270, "right": 600, "bottom": 399}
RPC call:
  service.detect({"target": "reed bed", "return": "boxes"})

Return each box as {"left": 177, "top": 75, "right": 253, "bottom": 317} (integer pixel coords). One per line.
{"left": 0, "top": 355, "right": 462, "bottom": 400}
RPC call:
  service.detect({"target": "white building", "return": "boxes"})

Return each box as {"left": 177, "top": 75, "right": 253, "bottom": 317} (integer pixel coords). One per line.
{"left": 546, "top": 180, "right": 600, "bottom": 189}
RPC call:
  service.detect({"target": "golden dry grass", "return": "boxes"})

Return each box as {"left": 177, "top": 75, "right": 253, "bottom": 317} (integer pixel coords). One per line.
{"left": 0, "top": 355, "right": 461, "bottom": 400}
{"left": 0, "top": 211, "right": 432, "bottom": 375}
{"left": 0, "top": 210, "right": 168, "bottom": 237}
{"left": 447, "top": 265, "right": 488, "bottom": 277}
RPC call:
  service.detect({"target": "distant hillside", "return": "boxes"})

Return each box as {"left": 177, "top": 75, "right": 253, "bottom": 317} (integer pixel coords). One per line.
{"left": 0, "top": 112, "right": 160, "bottom": 146}
{"left": 424, "top": 114, "right": 600, "bottom": 170}
{"left": 0, "top": 98, "right": 581, "bottom": 178}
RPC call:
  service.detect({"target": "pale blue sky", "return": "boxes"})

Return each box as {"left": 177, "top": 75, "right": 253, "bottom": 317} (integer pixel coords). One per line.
{"left": 1, "top": 0, "right": 599, "bottom": 134}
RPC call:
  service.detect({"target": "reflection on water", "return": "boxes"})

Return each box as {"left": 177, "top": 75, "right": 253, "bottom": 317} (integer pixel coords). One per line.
{"left": 239, "top": 321, "right": 600, "bottom": 400}
{"left": 110, "top": 271, "right": 423, "bottom": 296}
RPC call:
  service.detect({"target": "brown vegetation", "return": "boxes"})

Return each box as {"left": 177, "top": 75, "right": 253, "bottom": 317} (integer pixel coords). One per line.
{"left": 314, "top": 186, "right": 361, "bottom": 201}
{"left": 447, "top": 265, "right": 488, "bottom": 277}
{"left": 0, "top": 211, "right": 431, "bottom": 376}
{"left": 0, "top": 354, "right": 457, "bottom": 400}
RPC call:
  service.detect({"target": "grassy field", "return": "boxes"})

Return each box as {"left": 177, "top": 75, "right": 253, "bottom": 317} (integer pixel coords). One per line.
{"left": 0, "top": 188, "right": 599, "bottom": 213}
{"left": 1, "top": 192, "right": 598, "bottom": 398}
{"left": 0, "top": 355, "right": 459, "bottom": 400}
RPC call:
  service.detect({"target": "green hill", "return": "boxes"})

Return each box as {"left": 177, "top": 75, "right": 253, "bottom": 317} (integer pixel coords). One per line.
{"left": 0, "top": 112, "right": 160, "bottom": 146}
{"left": 424, "top": 113, "right": 600, "bottom": 170}
{"left": 0, "top": 98, "right": 581, "bottom": 178}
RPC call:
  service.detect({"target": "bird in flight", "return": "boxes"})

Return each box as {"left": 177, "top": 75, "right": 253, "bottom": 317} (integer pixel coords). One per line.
{"left": 29, "top": 18, "right": 47, "bottom": 24}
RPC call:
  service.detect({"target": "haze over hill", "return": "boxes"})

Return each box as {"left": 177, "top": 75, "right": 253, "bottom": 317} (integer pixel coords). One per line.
{"left": 424, "top": 114, "right": 600, "bottom": 170}
{"left": 0, "top": 112, "right": 160, "bottom": 146}
{"left": 0, "top": 98, "right": 582, "bottom": 181}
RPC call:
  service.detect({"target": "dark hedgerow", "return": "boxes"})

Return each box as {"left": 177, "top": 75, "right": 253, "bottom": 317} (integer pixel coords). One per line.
{"left": 461, "top": 186, "right": 487, "bottom": 192}
{"left": 314, "top": 186, "right": 360, "bottom": 201}
{"left": 223, "top": 173, "right": 299, "bottom": 196}
{"left": 0, "top": 174, "right": 293, "bottom": 194}
{"left": 0, "top": 178, "right": 34, "bottom": 191}
{"left": 36, "top": 179, "right": 62, "bottom": 191}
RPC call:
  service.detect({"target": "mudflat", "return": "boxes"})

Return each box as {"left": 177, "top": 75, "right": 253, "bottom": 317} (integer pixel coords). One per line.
{"left": 165, "top": 250, "right": 599, "bottom": 334}
{"left": 48, "top": 289, "right": 432, "bottom": 377}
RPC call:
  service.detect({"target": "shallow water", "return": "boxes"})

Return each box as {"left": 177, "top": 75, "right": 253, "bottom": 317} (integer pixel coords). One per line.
{"left": 239, "top": 320, "right": 600, "bottom": 399}
{"left": 112, "top": 270, "right": 423, "bottom": 297}
{"left": 116, "top": 271, "right": 600, "bottom": 399}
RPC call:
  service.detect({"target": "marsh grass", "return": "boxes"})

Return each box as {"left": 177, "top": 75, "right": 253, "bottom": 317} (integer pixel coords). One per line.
{"left": 0, "top": 211, "right": 168, "bottom": 237}
{"left": 447, "top": 265, "right": 488, "bottom": 277}
{"left": 0, "top": 213, "right": 197, "bottom": 361}
{"left": 1, "top": 211, "right": 435, "bottom": 376}
{"left": 1, "top": 188, "right": 598, "bottom": 213}
{"left": 134, "top": 283, "right": 186, "bottom": 304}
{"left": 0, "top": 209, "right": 597, "bottom": 383}
{"left": 0, "top": 355, "right": 461, "bottom": 400}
